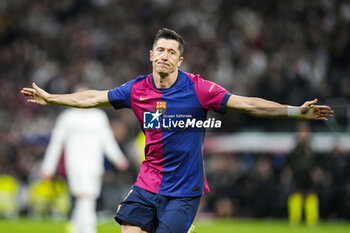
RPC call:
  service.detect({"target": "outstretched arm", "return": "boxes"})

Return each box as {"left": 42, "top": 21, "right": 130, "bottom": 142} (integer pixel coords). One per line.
{"left": 21, "top": 83, "right": 111, "bottom": 108}
{"left": 226, "top": 94, "right": 334, "bottom": 121}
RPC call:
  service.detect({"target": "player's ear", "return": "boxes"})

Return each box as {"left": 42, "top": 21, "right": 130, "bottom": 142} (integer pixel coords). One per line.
{"left": 150, "top": 50, "right": 153, "bottom": 61}
{"left": 177, "top": 56, "right": 184, "bottom": 67}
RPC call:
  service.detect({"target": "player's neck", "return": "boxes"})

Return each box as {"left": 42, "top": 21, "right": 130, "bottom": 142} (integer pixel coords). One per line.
{"left": 153, "top": 70, "right": 178, "bottom": 89}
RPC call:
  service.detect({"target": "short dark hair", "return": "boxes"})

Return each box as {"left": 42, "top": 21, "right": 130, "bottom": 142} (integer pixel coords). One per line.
{"left": 153, "top": 28, "right": 184, "bottom": 56}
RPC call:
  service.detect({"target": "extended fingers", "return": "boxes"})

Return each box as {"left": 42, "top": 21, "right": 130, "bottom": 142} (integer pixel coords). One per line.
{"left": 21, "top": 88, "right": 36, "bottom": 97}
{"left": 320, "top": 109, "right": 334, "bottom": 116}
{"left": 27, "top": 99, "right": 37, "bottom": 103}
{"left": 314, "top": 106, "right": 334, "bottom": 114}
{"left": 317, "top": 111, "right": 334, "bottom": 118}
{"left": 314, "top": 105, "right": 332, "bottom": 110}
{"left": 318, "top": 117, "right": 329, "bottom": 121}
{"left": 313, "top": 106, "right": 334, "bottom": 120}
{"left": 21, "top": 84, "right": 50, "bottom": 106}
{"left": 32, "top": 82, "right": 43, "bottom": 93}
{"left": 27, "top": 97, "right": 49, "bottom": 105}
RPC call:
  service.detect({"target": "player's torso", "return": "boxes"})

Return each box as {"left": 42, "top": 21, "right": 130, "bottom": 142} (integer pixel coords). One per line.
{"left": 129, "top": 72, "right": 207, "bottom": 196}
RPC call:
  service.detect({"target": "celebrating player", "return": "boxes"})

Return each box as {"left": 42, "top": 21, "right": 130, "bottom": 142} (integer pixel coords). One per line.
{"left": 21, "top": 28, "right": 334, "bottom": 233}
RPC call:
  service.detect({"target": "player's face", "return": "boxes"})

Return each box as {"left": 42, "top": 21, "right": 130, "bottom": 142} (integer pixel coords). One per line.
{"left": 150, "top": 38, "right": 183, "bottom": 76}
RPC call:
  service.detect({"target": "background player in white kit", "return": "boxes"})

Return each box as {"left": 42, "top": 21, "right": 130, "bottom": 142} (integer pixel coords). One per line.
{"left": 41, "top": 85, "right": 129, "bottom": 233}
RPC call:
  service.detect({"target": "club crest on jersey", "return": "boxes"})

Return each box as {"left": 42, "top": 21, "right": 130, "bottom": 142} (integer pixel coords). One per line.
{"left": 156, "top": 101, "right": 167, "bottom": 113}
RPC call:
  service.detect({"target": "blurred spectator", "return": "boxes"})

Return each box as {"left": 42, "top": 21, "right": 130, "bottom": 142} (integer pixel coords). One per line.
{"left": 287, "top": 121, "right": 319, "bottom": 226}
{"left": 41, "top": 84, "right": 129, "bottom": 233}
{"left": 319, "top": 146, "right": 350, "bottom": 219}
{"left": 289, "top": 122, "right": 315, "bottom": 194}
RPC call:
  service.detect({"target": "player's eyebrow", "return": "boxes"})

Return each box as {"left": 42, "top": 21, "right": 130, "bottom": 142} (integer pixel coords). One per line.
{"left": 155, "top": 46, "right": 177, "bottom": 53}
{"left": 165, "top": 47, "right": 178, "bottom": 54}
{"left": 168, "top": 48, "right": 177, "bottom": 53}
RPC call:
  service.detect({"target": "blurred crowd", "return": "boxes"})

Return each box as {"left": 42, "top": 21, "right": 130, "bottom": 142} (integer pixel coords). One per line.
{"left": 0, "top": 0, "right": 350, "bottom": 220}
{"left": 205, "top": 122, "right": 350, "bottom": 220}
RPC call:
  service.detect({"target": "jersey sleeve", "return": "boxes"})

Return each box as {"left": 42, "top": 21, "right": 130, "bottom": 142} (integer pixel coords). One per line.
{"left": 191, "top": 74, "right": 231, "bottom": 113}
{"left": 108, "top": 80, "right": 134, "bottom": 109}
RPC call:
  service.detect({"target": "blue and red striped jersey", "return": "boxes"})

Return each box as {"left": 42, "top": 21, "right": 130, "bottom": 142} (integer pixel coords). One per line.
{"left": 108, "top": 71, "right": 231, "bottom": 197}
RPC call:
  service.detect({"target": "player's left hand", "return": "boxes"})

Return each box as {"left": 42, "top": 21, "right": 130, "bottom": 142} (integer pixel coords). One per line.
{"left": 300, "top": 99, "right": 334, "bottom": 121}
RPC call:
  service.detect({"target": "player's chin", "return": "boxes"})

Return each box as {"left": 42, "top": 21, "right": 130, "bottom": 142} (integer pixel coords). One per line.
{"left": 158, "top": 71, "right": 169, "bottom": 77}
{"left": 157, "top": 68, "right": 171, "bottom": 75}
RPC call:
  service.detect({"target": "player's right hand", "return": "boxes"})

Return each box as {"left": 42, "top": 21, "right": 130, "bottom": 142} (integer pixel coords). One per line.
{"left": 21, "top": 82, "right": 52, "bottom": 106}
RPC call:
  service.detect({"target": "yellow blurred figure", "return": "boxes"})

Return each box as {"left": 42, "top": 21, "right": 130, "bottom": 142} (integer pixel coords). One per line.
{"left": 304, "top": 193, "right": 319, "bottom": 226}
{"left": 288, "top": 192, "right": 303, "bottom": 225}
{"left": 288, "top": 192, "right": 319, "bottom": 226}
{"left": 28, "top": 178, "right": 70, "bottom": 219}
{"left": 0, "top": 175, "right": 19, "bottom": 218}
{"left": 51, "top": 177, "right": 71, "bottom": 219}
{"left": 135, "top": 131, "right": 146, "bottom": 165}
{"left": 28, "top": 179, "right": 55, "bottom": 218}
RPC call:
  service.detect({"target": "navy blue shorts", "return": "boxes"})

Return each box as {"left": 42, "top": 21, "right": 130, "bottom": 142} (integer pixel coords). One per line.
{"left": 114, "top": 185, "right": 201, "bottom": 233}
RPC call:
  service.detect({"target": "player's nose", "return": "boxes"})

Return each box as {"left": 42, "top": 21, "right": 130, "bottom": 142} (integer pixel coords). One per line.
{"left": 160, "top": 52, "right": 169, "bottom": 60}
